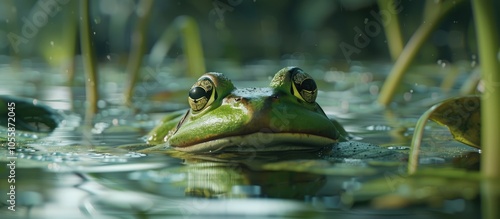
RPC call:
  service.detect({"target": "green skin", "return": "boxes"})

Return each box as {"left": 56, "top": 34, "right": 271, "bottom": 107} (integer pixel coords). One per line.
{"left": 147, "top": 67, "right": 347, "bottom": 153}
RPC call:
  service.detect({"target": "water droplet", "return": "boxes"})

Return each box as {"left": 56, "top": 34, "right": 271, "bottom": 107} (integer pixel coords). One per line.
{"left": 366, "top": 125, "right": 391, "bottom": 131}
{"left": 403, "top": 92, "right": 412, "bottom": 101}
{"left": 369, "top": 85, "right": 379, "bottom": 95}
{"left": 97, "top": 100, "right": 106, "bottom": 108}
{"left": 437, "top": 59, "right": 448, "bottom": 68}
{"left": 388, "top": 146, "right": 410, "bottom": 150}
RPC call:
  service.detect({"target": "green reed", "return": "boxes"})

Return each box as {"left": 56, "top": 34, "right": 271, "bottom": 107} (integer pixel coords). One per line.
{"left": 148, "top": 16, "right": 206, "bottom": 76}
{"left": 79, "top": 0, "right": 98, "bottom": 125}
{"left": 377, "top": 0, "right": 464, "bottom": 106}
{"left": 377, "top": 0, "right": 404, "bottom": 60}
{"left": 471, "top": 0, "right": 500, "bottom": 180}
{"left": 124, "top": 0, "right": 155, "bottom": 106}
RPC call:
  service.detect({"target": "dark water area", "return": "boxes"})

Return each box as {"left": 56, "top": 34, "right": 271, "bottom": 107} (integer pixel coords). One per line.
{"left": 0, "top": 60, "right": 485, "bottom": 218}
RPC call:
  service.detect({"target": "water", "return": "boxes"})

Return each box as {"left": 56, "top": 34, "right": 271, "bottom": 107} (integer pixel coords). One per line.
{"left": 0, "top": 60, "right": 483, "bottom": 218}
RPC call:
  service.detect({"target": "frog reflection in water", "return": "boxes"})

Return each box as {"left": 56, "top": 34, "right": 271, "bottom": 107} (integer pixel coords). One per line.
{"left": 147, "top": 67, "right": 348, "bottom": 153}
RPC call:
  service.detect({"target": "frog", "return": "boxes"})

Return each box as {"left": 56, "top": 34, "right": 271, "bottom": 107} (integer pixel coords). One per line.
{"left": 146, "top": 67, "right": 348, "bottom": 153}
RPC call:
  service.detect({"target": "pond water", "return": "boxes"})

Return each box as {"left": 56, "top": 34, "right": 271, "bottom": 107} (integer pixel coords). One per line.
{"left": 0, "top": 59, "right": 483, "bottom": 218}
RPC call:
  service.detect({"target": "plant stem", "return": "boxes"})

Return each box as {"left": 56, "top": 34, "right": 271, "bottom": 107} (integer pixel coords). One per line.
{"left": 482, "top": 179, "right": 500, "bottom": 219}
{"left": 459, "top": 67, "right": 481, "bottom": 95}
{"left": 408, "top": 103, "right": 438, "bottom": 174}
{"left": 377, "top": 1, "right": 462, "bottom": 106}
{"left": 149, "top": 16, "right": 206, "bottom": 77}
{"left": 79, "top": 0, "right": 98, "bottom": 125}
{"left": 124, "top": 0, "right": 155, "bottom": 106}
{"left": 471, "top": 0, "right": 500, "bottom": 179}
{"left": 377, "top": 0, "right": 404, "bottom": 60}
{"left": 178, "top": 16, "right": 206, "bottom": 77}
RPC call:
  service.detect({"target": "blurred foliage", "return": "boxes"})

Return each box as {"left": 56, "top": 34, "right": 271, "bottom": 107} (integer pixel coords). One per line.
{"left": 1, "top": 0, "right": 496, "bottom": 65}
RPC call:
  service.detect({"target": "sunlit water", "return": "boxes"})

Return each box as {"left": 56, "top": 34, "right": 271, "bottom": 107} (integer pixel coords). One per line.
{"left": 0, "top": 59, "right": 482, "bottom": 218}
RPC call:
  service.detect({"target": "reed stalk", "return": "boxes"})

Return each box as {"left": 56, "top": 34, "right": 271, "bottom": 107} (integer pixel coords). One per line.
{"left": 407, "top": 104, "right": 437, "bottom": 174}
{"left": 482, "top": 179, "right": 500, "bottom": 219}
{"left": 124, "top": 0, "right": 155, "bottom": 106}
{"left": 471, "top": 0, "right": 500, "bottom": 179}
{"left": 148, "top": 16, "right": 206, "bottom": 76}
{"left": 79, "top": 0, "right": 98, "bottom": 125}
{"left": 377, "top": 0, "right": 404, "bottom": 60}
{"left": 377, "top": 0, "right": 463, "bottom": 106}
{"left": 178, "top": 16, "right": 205, "bottom": 77}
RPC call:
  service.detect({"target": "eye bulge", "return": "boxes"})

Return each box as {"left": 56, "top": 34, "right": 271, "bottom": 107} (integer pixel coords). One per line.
{"left": 289, "top": 68, "right": 318, "bottom": 103}
{"left": 188, "top": 78, "right": 217, "bottom": 111}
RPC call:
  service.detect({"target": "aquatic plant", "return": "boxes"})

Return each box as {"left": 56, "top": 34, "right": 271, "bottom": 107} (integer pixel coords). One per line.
{"left": 374, "top": 0, "right": 500, "bottom": 182}
{"left": 471, "top": 0, "right": 500, "bottom": 180}
{"left": 79, "top": 0, "right": 99, "bottom": 125}
{"left": 124, "top": 14, "right": 205, "bottom": 105}
{"left": 124, "top": 0, "right": 155, "bottom": 106}
{"left": 376, "top": 0, "right": 403, "bottom": 60}
{"left": 408, "top": 96, "right": 481, "bottom": 174}
{"left": 377, "top": 0, "right": 465, "bottom": 106}
{"left": 148, "top": 16, "right": 206, "bottom": 75}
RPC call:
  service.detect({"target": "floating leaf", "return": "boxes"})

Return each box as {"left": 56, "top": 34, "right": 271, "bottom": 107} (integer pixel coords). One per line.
{"left": 409, "top": 96, "right": 481, "bottom": 175}
{"left": 346, "top": 167, "right": 480, "bottom": 208}
{"left": 262, "top": 160, "right": 378, "bottom": 176}
{"left": 428, "top": 96, "right": 481, "bottom": 148}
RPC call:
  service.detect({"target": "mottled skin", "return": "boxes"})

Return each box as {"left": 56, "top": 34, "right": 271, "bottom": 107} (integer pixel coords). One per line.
{"left": 147, "top": 67, "right": 347, "bottom": 153}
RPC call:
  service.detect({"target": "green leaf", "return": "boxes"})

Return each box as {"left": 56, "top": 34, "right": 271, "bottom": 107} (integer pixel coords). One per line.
{"left": 428, "top": 96, "right": 481, "bottom": 148}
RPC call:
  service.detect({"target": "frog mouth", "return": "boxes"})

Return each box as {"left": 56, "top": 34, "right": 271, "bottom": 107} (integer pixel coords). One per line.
{"left": 169, "top": 132, "right": 337, "bottom": 153}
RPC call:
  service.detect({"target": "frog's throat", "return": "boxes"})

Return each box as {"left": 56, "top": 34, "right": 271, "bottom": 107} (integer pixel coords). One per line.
{"left": 169, "top": 132, "right": 337, "bottom": 153}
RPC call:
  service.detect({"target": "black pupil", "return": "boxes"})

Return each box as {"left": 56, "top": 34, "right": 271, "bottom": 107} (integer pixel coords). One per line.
{"left": 189, "top": 86, "right": 211, "bottom": 100}
{"left": 299, "top": 79, "right": 316, "bottom": 92}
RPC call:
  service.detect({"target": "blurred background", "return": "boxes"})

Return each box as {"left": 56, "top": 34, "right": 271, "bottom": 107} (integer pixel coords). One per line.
{"left": 0, "top": 0, "right": 487, "bottom": 68}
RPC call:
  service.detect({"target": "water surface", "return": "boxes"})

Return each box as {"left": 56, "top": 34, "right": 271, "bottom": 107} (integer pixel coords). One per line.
{"left": 0, "top": 60, "right": 481, "bottom": 218}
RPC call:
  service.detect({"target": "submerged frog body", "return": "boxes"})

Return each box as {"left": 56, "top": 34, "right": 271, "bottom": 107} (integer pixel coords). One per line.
{"left": 147, "top": 67, "right": 347, "bottom": 153}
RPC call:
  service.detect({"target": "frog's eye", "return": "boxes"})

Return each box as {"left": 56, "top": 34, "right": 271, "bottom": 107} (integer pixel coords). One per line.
{"left": 188, "top": 78, "right": 217, "bottom": 111}
{"left": 290, "top": 68, "right": 317, "bottom": 103}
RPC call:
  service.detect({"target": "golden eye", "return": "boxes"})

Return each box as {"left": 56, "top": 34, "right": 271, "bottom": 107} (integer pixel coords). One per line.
{"left": 289, "top": 68, "right": 317, "bottom": 103}
{"left": 188, "top": 78, "right": 217, "bottom": 111}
